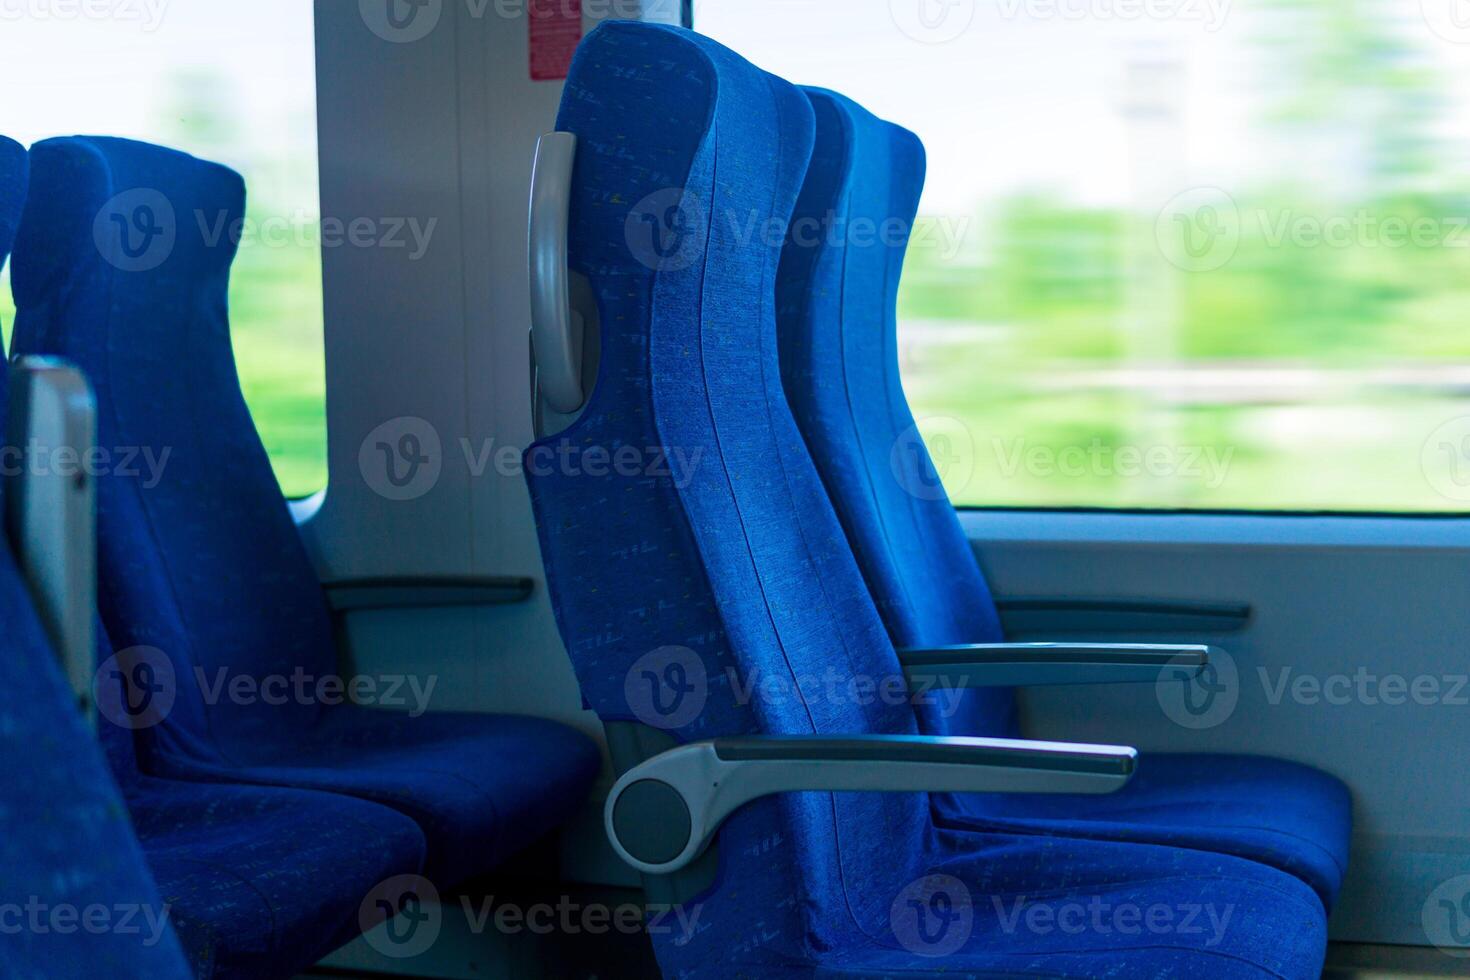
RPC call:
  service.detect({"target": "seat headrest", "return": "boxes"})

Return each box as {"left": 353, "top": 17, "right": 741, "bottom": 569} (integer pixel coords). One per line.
{"left": 13, "top": 136, "right": 245, "bottom": 309}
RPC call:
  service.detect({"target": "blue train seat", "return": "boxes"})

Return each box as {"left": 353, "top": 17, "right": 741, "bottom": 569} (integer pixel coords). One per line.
{"left": 774, "top": 88, "right": 1352, "bottom": 910}
{"left": 3, "top": 135, "right": 432, "bottom": 978}
{"left": 9, "top": 135, "right": 600, "bottom": 887}
{"left": 0, "top": 132, "right": 194, "bottom": 980}
{"left": 524, "top": 22, "right": 1329, "bottom": 978}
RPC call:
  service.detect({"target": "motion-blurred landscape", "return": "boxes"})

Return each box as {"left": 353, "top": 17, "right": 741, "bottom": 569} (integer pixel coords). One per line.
{"left": 7, "top": 1, "right": 1470, "bottom": 509}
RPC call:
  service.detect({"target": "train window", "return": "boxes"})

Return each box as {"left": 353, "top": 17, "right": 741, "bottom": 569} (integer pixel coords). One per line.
{"left": 700, "top": 0, "right": 1470, "bottom": 513}
{"left": 1, "top": 1, "right": 326, "bottom": 498}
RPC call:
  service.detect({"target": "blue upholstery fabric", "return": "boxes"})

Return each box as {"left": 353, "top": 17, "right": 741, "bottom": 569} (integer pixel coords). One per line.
{"left": 775, "top": 88, "right": 1352, "bottom": 911}
{"left": 527, "top": 22, "right": 1328, "bottom": 978}
{"left": 0, "top": 225, "right": 427, "bottom": 975}
{"left": 10, "top": 135, "right": 600, "bottom": 887}
{"left": 91, "top": 626, "right": 430, "bottom": 980}
{"left": 0, "top": 545, "right": 195, "bottom": 979}
{"left": 0, "top": 136, "right": 24, "bottom": 267}
{"left": 0, "top": 137, "right": 193, "bottom": 979}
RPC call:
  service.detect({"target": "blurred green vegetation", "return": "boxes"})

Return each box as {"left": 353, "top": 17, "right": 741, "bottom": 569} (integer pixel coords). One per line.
{"left": 896, "top": 0, "right": 1470, "bottom": 512}
{"left": 5, "top": 0, "right": 1467, "bottom": 512}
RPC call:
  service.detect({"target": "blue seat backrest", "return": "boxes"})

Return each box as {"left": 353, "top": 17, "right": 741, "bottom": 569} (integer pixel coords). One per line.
{"left": 527, "top": 23, "right": 936, "bottom": 973}
{"left": 11, "top": 136, "right": 338, "bottom": 762}
{"left": 776, "top": 89, "right": 1018, "bottom": 739}
{"left": 0, "top": 138, "right": 191, "bottom": 977}
{"left": 1, "top": 136, "right": 24, "bottom": 268}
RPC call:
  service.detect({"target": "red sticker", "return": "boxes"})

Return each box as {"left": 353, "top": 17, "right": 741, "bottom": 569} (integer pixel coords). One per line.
{"left": 529, "top": 0, "right": 583, "bottom": 82}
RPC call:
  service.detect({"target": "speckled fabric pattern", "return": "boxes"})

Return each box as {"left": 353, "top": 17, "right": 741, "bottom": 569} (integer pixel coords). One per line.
{"left": 774, "top": 88, "right": 1351, "bottom": 911}
{"left": 0, "top": 136, "right": 24, "bottom": 265}
{"left": 9, "top": 134, "right": 600, "bottom": 890}
{"left": 527, "top": 22, "right": 1328, "bottom": 978}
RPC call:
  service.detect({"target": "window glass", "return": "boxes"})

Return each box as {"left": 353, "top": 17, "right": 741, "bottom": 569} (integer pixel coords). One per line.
{"left": 1, "top": 2, "right": 326, "bottom": 498}
{"left": 700, "top": 0, "right": 1470, "bottom": 512}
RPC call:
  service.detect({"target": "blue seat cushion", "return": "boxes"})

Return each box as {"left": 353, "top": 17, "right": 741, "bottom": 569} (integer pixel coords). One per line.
{"left": 943, "top": 752, "right": 1351, "bottom": 912}
{"left": 9, "top": 133, "right": 601, "bottom": 885}
{"left": 811, "top": 830, "right": 1328, "bottom": 979}
{"left": 141, "top": 707, "right": 602, "bottom": 882}
{"left": 86, "top": 628, "right": 431, "bottom": 979}
{"left": 125, "top": 777, "right": 427, "bottom": 980}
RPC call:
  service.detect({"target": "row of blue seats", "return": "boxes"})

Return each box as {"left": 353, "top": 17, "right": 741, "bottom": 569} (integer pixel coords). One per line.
{"left": 524, "top": 22, "right": 1352, "bottom": 978}
{"left": 0, "top": 136, "right": 600, "bottom": 976}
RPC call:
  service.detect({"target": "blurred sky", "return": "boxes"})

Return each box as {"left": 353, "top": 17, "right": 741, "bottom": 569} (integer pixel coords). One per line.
{"left": 698, "top": 0, "right": 1470, "bottom": 214}
{"left": 5, "top": 2, "right": 1469, "bottom": 217}
{"left": 1, "top": 1, "right": 318, "bottom": 205}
